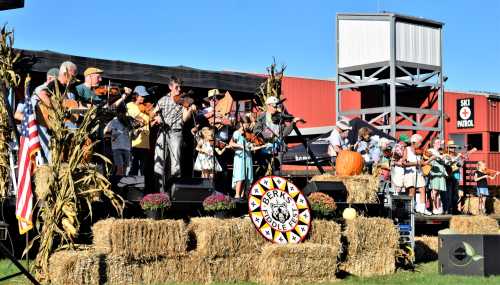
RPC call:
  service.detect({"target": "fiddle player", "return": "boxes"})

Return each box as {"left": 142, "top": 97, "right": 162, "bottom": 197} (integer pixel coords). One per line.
{"left": 126, "top": 86, "right": 155, "bottom": 176}
{"left": 153, "top": 76, "right": 196, "bottom": 191}
{"left": 76, "top": 67, "right": 131, "bottom": 107}
{"left": 253, "top": 96, "right": 302, "bottom": 162}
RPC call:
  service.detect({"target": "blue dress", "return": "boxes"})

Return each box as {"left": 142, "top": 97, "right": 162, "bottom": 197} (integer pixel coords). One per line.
{"left": 231, "top": 130, "right": 253, "bottom": 190}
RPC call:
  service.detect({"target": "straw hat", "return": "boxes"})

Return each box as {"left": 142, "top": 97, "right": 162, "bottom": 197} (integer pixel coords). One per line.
{"left": 207, "top": 89, "right": 224, "bottom": 99}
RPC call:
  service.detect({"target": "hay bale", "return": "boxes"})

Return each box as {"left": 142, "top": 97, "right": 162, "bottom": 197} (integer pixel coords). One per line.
{"left": 311, "top": 174, "right": 379, "bottom": 203}
{"left": 189, "top": 217, "right": 266, "bottom": 258}
{"left": 48, "top": 250, "right": 103, "bottom": 285}
{"left": 342, "top": 216, "right": 399, "bottom": 277}
{"left": 92, "top": 218, "right": 188, "bottom": 259}
{"left": 306, "top": 219, "right": 342, "bottom": 251}
{"left": 258, "top": 243, "right": 338, "bottom": 285}
{"left": 105, "top": 255, "right": 143, "bottom": 285}
{"left": 462, "top": 197, "right": 495, "bottom": 215}
{"left": 494, "top": 198, "right": 500, "bottom": 214}
{"left": 449, "top": 215, "right": 499, "bottom": 234}
{"left": 414, "top": 235, "right": 438, "bottom": 262}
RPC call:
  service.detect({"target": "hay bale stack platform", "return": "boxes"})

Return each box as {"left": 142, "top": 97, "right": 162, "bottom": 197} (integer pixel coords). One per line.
{"left": 48, "top": 217, "right": 397, "bottom": 284}
{"left": 449, "top": 215, "right": 499, "bottom": 234}
{"left": 341, "top": 216, "right": 399, "bottom": 277}
{"left": 258, "top": 243, "right": 339, "bottom": 285}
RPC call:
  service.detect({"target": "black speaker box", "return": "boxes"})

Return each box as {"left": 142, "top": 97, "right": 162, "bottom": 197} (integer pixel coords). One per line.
{"left": 439, "top": 234, "right": 500, "bottom": 276}
{"left": 171, "top": 177, "right": 213, "bottom": 203}
{"left": 303, "top": 181, "right": 348, "bottom": 202}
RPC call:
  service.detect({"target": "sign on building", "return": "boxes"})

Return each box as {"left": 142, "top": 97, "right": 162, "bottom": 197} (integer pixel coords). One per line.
{"left": 457, "top": 98, "right": 474, "bottom": 129}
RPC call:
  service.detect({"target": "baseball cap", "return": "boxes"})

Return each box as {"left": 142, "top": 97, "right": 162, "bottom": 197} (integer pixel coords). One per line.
{"left": 84, "top": 67, "right": 103, "bottom": 77}
{"left": 411, "top": 134, "right": 423, "bottom": 143}
{"left": 335, "top": 120, "right": 351, "bottom": 131}
{"left": 133, "top": 85, "right": 150, "bottom": 97}
{"left": 47, "top": 67, "right": 59, "bottom": 77}
{"left": 265, "top": 96, "right": 279, "bottom": 105}
{"left": 399, "top": 134, "right": 410, "bottom": 143}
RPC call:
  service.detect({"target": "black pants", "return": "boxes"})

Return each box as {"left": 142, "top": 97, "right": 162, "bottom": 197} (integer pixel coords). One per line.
{"left": 130, "top": 147, "right": 149, "bottom": 176}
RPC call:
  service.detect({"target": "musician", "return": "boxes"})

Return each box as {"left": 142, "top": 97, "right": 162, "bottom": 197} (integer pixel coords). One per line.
{"left": 403, "top": 134, "right": 432, "bottom": 215}
{"left": 427, "top": 139, "right": 447, "bottom": 215}
{"left": 445, "top": 141, "right": 463, "bottom": 213}
{"left": 41, "top": 61, "right": 79, "bottom": 101}
{"left": 76, "top": 67, "right": 131, "bottom": 107}
{"left": 126, "top": 86, "right": 153, "bottom": 176}
{"left": 392, "top": 134, "right": 409, "bottom": 195}
{"left": 474, "top": 161, "right": 498, "bottom": 214}
{"left": 76, "top": 67, "right": 104, "bottom": 105}
{"left": 14, "top": 68, "right": 59, "bottom": 165}
{"left": 153, "top": 77, "right": 196, "bottom": 189}
{"left": 325, "top": 120, "right": 351, "bottom": 164}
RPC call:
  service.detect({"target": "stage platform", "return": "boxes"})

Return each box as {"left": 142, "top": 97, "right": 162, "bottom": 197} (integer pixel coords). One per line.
{"left": 415, "top": 214, "right": 500, "bottom": 224}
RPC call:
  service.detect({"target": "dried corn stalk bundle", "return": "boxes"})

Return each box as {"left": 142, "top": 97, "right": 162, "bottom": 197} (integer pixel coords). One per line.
{"left": 256, "top": 59, "right": 286, "bottom": 110}
{"left": 30, "top": 74, "right": 124, "bottom": 280}
{"left": 0, "top": 26, "right": 23, "bottom": 198}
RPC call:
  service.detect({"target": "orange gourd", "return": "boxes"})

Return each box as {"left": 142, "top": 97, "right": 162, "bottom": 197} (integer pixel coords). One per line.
{"left": 335, "top": 150, "right": 364, "bottom": 176}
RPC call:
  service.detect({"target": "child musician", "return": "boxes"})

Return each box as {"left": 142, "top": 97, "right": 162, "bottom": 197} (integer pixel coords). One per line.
{"left": 474, "top": 161, "right": 499, "bottom": 214}
{"left": 194, "top": 127, "right": 225, "bottom": 178}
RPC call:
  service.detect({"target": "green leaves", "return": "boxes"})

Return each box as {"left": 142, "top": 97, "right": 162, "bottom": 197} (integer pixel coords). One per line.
{"left": 463, "top": 241, "right": 484, "bottom": 262}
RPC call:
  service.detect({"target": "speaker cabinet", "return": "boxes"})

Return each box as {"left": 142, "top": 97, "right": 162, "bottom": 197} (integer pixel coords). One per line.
{"left": 171, "top": 178, "right": 213, "bottom": 203}
{"left": 439, "top": 234, "right": 500, "bottom": 276}
{"left": 303, "top": 181, "right": 348, "bottom": 202}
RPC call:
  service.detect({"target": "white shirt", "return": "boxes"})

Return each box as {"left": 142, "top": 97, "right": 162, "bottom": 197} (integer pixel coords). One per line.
{"left": 104, "top": 118, "right": 131, "bottom": 151}
{"left": 326, "top": 128, "right": 346, "bottom": 157}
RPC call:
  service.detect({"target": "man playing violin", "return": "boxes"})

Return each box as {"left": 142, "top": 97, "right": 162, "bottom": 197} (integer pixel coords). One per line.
{"left": 76, "top": 67, "right": 131, "bottom": 107}
{"left": 153, "top": 76, "right": 196, "bottom": 191}
{"left": 76, "top": 67, "right": 104, "bottom": 105}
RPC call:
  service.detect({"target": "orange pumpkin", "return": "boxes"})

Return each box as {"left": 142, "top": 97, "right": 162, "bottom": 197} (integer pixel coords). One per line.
{"left": 335, "top": 150, "right": 364, "bottom": 176}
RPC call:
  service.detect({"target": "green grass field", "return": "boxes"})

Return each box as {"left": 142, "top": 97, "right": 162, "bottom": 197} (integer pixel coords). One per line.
{"left": 1, "top": 259, "right": 500, "bottom": 284}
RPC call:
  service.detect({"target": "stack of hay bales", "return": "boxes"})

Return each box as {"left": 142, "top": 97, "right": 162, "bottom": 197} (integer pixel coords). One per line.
{"left": 341, "top": 216, "right": 399, "bottom": 277}
{"left": 494, "top": 198, "right": 500, "bottom": 214}
{"left": 311, "top": 174, "right": 379, "bottom": 203}
{"left": 449, "top": 215, "right": 499, "bottom": 234}
{"left": 414, "top": 235, "right": 438, "bottom": 262}
{"left": 258, "top": 244, "right": 339, "bottom": 285}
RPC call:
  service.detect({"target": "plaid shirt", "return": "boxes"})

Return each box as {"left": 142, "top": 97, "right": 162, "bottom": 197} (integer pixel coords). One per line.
{"left": 157, "top": 94, "right": 184, "bottom": 130}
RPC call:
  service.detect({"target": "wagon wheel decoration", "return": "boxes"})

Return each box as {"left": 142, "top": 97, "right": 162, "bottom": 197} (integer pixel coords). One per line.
{"left": 248, "top": 176, "right": 311, "bottom": 244}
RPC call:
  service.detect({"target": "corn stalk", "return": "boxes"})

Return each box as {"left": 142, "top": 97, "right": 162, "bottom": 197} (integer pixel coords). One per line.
{"left": 256, "top": 58, "right": 286, "bottom": 111}
{"left": 27, "top": 78, "right": 124, "bottom": 280}
{"left": 0, "top": 26, "right": 22, "bottom": 198}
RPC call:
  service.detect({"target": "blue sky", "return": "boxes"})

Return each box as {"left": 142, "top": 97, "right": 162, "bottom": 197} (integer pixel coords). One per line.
{"left": 1, "top": 0, "right": 499, "bottom": 92}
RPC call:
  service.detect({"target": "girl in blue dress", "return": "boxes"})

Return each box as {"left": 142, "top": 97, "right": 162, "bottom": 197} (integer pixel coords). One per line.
{"left": 229, "top": 117, "right": 267, "bottom": 199}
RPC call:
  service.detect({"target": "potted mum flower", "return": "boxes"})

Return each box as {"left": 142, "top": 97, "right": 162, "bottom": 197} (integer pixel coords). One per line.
{"left": 140, "top": 192, "right": 172, "bottom": 220}
{"left": 307, "top": 192, "right": 337, "bottom": 218}
{"left": 202, "top": 192, "right": 236, "bottom": 218}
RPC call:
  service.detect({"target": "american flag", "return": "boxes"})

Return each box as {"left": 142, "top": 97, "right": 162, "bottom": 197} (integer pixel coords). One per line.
{"left": 16, "top": 79, "right": 40, "bottom": 234}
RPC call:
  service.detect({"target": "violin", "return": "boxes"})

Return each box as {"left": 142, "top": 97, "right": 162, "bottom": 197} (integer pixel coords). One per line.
{"left": 244, "top": 130, "right": 265, "bottom": 146}
{"left": 485, "top": 168, "right": 500, "bottom": 176}
{"left": 137, "top": 102, "right": 155, "bottom": 120}
{"left": 93, "top": 85, "right": 122, "bottom": 96}
{"left": 173, "top": 90, "right": 195, "bottom": 108}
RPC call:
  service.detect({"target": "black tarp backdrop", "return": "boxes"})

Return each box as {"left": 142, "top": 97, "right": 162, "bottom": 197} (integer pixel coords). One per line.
{"left": 283, "top": 118, "right": 396, "bottom": 165}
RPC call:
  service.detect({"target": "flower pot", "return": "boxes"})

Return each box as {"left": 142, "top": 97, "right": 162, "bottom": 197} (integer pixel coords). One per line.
{"left": 145, "top": 209, "right": 162, "bottom": 220}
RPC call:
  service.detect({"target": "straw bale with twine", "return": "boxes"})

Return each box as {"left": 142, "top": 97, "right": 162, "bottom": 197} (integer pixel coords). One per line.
{"left": 342, "top": 216, "right": 399, "bottom": 277}
{"left": 48, "top": 250, "right": 103, "bottom": 285}
{"left": 258, "top": 243, "right": 339, "bottom": 285}
{"left": 449, "top": 215, "right": 499, "bottom": 234}
{"left": 92, "top": 218, "right": 188, "bottom": 259}
{"left": 311, "top": 174, "right": 379, "bottom": 203}
{"left": 189, "top": 217, "right": 266, "bottom": 258}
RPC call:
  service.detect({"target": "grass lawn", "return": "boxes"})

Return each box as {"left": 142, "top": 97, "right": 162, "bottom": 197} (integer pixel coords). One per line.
{"left": 1, "top": 260, "right": 500, "bottom": 284}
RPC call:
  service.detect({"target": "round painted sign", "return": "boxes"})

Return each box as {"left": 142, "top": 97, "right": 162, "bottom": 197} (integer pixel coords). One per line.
{"left": 248, "top": 176, "right": 311, "bottom": 244}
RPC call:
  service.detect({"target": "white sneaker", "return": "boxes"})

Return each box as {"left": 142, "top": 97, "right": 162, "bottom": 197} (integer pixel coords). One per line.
{"left": 423, "top": 209, "right": 432, "bottom": 216}
{"left": 432, "top": 208, "right": 440, "bottom": 215}
{"left": 435, "top": 208, "right": 444, "bottom": 215}
{"left": 415, "top": 204, "right": 424, "bottom": 214}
